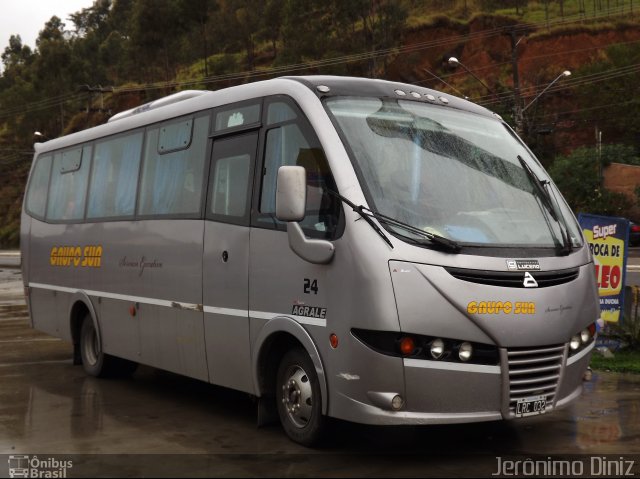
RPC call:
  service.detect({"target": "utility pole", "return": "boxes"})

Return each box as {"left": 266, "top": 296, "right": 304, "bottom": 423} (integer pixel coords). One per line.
{"left": 79, "top": 85, "right": 114, "bottom": 125}
{"left": 596, "top": 126, "right": 603, "bottom": 187}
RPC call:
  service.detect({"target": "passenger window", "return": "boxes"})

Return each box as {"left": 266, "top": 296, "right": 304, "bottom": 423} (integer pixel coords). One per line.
{"left": 87, "top": 131, "right": 143, "bottom": 219}
{"left": 208, "top": 132, "right": 256, "bottom": 222}
{"left": 259, "top": 104, "right": 341, "bottom": 239}
{"left": 25, "top": 155, "right": 52, "bottom": 219}
{"left": 139, "top": 114, "right": 209, "bottom": 216}
{"left": 47, "top": 145, "right": 91, "bottom": 221}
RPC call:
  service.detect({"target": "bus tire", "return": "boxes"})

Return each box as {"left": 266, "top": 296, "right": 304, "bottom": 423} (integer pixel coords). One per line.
{"left": 79, "top": 315, "right": 137, "bottom": 378}
{"left": 276, "top": 348, "right": 325, "bottom": 446}
{"left": 80, "top": 316, "right": 109, "bottom": 377}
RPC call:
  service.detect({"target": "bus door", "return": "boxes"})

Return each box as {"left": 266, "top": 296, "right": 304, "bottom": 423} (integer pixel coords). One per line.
{"left": 202, "top": 130, "right": 258, "bottom": 393}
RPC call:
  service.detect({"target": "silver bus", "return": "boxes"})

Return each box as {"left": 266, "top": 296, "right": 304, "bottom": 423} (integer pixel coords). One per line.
{"left": 21, "top": 76, "right": 599, "bottom": 445}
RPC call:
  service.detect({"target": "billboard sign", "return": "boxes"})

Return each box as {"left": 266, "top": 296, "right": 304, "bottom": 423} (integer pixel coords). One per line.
{"left": 578, "top": 213, "right": 629, "bottom": 324}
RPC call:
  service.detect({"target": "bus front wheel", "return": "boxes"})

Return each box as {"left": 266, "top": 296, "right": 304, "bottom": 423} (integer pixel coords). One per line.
{"left": 276, "top": 348, "right": 325, "bottom": 446}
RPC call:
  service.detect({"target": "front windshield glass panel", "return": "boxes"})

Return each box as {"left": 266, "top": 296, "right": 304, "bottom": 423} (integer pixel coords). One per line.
{"left": 325, "top": 96, "right": 583, "bottom": 249}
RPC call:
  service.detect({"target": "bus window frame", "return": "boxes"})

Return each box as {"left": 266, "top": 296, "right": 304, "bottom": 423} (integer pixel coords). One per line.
{"left": 134, "top": 111, "right": 211, "bottom": 221}
{"left": 84, "top": 128, "right": 145, "bottom": 223}
{"left": 203, "top": 99, "right": 262, "bottom": 227}
{"left": 44, "top": 145, "right": 93, "bottom": 225}
{"left": 211, "top": 99, "right": 263, "bottom": 138}
{"left": 250, "top": 94, "right": 345, "bottom": 241}
{"left": 205, "top": 130, "right": 259, "bottom": 227}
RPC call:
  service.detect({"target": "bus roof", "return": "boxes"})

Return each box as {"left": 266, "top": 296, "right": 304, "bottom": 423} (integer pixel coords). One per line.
{"left": 33, "top": 76, "right": 498, "bottom": 155}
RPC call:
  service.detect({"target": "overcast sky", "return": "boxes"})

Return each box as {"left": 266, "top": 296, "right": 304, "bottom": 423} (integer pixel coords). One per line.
{"left": 1, "top": 0, "right": 95, "bottom": 51}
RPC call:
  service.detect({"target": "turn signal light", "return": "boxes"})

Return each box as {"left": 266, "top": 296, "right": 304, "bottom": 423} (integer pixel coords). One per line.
{"left": 399, "top": 336, "right": 416, "bottom": 356}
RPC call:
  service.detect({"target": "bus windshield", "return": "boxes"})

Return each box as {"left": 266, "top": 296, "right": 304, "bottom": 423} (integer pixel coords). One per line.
{"left": 325, "top": 96, "right": 583, "bottom": 250}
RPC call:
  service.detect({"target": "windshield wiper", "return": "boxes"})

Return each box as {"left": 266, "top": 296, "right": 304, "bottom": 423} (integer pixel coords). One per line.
{"left": 543, "top": 180, "right": 574, "bottom": 255}
{"left": 327, "top": 189, "right": 461, "bottom": 253}
{"left": 518, "top": 155, "right": 558, "bottom": 222}
{"left": 517, "top": 155, "right": 572, "bottom": 255}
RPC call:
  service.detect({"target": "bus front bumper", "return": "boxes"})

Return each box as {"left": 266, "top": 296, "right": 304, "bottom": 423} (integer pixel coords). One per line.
{"left": 328, "top": 342, "right": 592, "bottom": 426}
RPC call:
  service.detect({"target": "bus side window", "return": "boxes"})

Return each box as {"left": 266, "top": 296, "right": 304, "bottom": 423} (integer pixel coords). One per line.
{"left": 87, "top": 131, "right": 143, "bottom": 219}
{"left": 139, "top": 114, "right": 209, "bottom": 216}
{"left": 25, "top": 155, "right": 52, "bottom": 220}
{"left": 46, "top": 145, "right": 91, "bottom": 221}
{"left": 258, "top": 101, "right": 341, "bottom": 239}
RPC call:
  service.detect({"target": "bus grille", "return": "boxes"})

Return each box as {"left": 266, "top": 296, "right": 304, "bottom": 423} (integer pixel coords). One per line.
{"left": 445, "top": 267, "right": 579, "bottom": 288}
{"left": 506, "top": 344, "right": 565, "bottom": 415}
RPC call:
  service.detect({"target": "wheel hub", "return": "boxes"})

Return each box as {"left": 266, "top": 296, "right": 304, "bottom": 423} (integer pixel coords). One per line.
{"left": 281, "top": 365, "right": 313, "bottom": 428}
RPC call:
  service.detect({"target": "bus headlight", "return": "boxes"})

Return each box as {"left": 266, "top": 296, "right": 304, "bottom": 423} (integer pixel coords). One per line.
{"left": 570, "top": 335, "right": 581, "bottom": 351}
{"left": 580, "top": 329, "right": 590, "bottom": 344}
{"left": 430, "top": 339, "right": 445, "bottom": 360}
{"left": 568, "top": 322, "right": 597, "bottom": 357}
{"left": 350, "top": 329, "right": 499, "bottom": 366}
{"left": 458, "top": 342, "right": 473, "bottom": 362}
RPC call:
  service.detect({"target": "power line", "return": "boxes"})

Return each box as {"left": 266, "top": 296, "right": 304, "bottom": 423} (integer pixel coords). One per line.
{"left": 1, "top": 4, "right": 638, "bottom": 120}
{"left": 109, "top": 4, "right": 640, "bottom": 94}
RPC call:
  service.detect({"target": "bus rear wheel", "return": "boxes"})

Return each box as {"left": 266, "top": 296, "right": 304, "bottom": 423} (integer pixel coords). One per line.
{"left": 79, "top": 315, "right": 137, "bottom": 377}
{"left": 276, "top": 348, "right": 325, "bottom": 446}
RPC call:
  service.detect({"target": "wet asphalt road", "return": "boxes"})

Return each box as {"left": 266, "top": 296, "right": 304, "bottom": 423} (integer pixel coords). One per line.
{"left": 1, "top": 267, "right": 640, "bottom": 477}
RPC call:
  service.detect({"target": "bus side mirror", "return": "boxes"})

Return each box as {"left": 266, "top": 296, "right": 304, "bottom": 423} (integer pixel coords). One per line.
{"left": 276, "top": 166, "right": 306, "bottom": 222}
{"left": 275, "top": 165, "right": 335, "bottom": 265}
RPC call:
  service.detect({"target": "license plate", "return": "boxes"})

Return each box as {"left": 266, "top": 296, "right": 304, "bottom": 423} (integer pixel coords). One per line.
{"left": 515, "top": 395, "right": 546, "bottom": 417}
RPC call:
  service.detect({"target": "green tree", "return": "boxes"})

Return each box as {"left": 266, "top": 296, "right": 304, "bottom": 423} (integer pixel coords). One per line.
{"left": 68, "top": 0, "right": 113, "bottom": 87}
{"left": 128, "top": 0, "right": 188, "bottom": 82}
{"left": 549, "top": 144, "right": 640, "bottom": 216}
{"left": 262, "top": 0, "right": 285, "bottom": 58}
{"left": 1, "top": 35, "right": 33, "bottom": 73}
{"left": 573, "top": 42, "right": 640, "bottom": 146}
{"left": 216, "top": 0, "right": 264, "bottom": 71}
{"left": 278, "top": 0, "right": 333, "bottom": 65}
{"left": 357, "top": 0, "right": 408, "bottom": 77}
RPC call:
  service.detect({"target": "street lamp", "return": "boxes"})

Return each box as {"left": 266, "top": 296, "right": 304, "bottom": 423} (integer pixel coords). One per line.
{"left": 515, "top": 70, "right": 571, "bottom": 136}
{"left": 447, "top": 56, "right": 495, "bottom": 97}
{"left": 522, "top": 70, "right": 571, "bottom": 113}
{"left": 34, "top": 131, "right": 50, "bottom": 141}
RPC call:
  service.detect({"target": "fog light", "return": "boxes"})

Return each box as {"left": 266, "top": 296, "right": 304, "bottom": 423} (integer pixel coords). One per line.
{"left": 391, "top": 394, "right": 404, "bottom": 411}
{"left": 580, "top": 329, "right": 590, "bottom": 344}
{"left": 459, "top": 342, "right": 473, "bottom": 362}
{"left": 570, "top": 335, "right": 581, "bottom": 350}
{"left": 430, "top": 339, "right": 445, "bottom": 360}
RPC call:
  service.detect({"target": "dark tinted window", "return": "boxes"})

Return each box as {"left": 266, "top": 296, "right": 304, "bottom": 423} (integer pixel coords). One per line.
{"left": 25, "top": 155, "right": 52, "bottom": 219}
